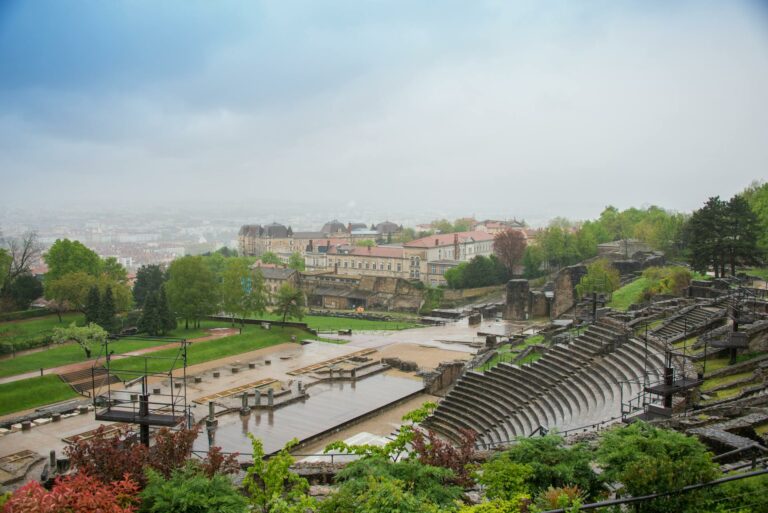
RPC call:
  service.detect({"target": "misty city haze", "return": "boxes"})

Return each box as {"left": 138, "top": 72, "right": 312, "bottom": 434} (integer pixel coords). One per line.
{"left": 1, "top": 0, "right": 767, "bottom": 224}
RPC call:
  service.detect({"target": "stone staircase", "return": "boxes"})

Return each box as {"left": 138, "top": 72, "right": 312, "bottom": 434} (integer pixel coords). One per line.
{"left": 650, "top": 305, "right": 724, "bottom": 342}
{"left": 422, "top": 319, "right": 667, "bottom": 448}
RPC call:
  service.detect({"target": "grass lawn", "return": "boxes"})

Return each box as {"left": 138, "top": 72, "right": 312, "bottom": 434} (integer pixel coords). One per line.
{"left": 702, "top": 371, "right": 755, "bottom": 392}
{"left": 0, "top": 319, "right": 234, "bottom": 379}
{"left": 0, "top": 313, "right": 84, "bottom": 347}
{"left": 744, "top": 267, "right": 768, "bottom": 281}
{"left": 257, "top": 313, "right": 422, "bottom": 331}
{"left": 607, "top": 277, "right": 649, "bottom": 311}
{"left": 0, "top": 375, "right": 79, "bottom": 417}
{"left": 517, "top": 350, "right": 543, "bottom": 365}
{"left": 109, "top": 326, "right": 314, "bottom": 376}
{"left": 697, "top": 353, "right": 760, "bottom": 375}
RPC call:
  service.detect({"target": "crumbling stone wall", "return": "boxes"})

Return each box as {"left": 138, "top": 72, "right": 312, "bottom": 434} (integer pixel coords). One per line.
{"left": 424, "top": 361, "right": 466, "bottom": 396}
{"left": 551, "top": 265, "right": 587, "bottom": 318}
{"left": 504, "top": 279, "right": 529, "bottom": 320}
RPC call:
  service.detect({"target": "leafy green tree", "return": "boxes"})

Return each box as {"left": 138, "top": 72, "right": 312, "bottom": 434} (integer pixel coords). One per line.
{"left": 522, "top": 245, "right": 545, "bottom": 279}
{"left": 6, "top": 274, "right": 43, "bottom": 311}
{"left": 597, "top": 423, "right": 719, "bottom": 513}
{"left": 445, "top": 256, "right": 509, "bottom": 289}
{"left": 741, "top": 180, "right": 768, "bottom": 253}
{"left": 241, "top": 268, "right": 268, "bottom": 322}
{"left": 641, "top": 266, "right": 692, "bottom": 300}
{"left": 85, "top": 285, "right": 101, "bottom": 324}
{"left": 258, "top": 252, "right": 282, "bottom": 266}
{"left": 45, "top": 271, "right": 94, "bottom": 320}
{"left": 133, "top": 264, "right": 166, "bottom": 306}
{"left": 724, "top": 194, "right": 763, "bottom": 275}
{"left": 220, "top": 258, "right": 252, "bottom": 324}
{"left": 52, "top": 322, "right": 108, "bottom": 358}
{"left": 395, "top": 227, "right": 417, "bottom": 243}
{"left": 287, "top": 251, "right": 305, "bottom": 271}
{"left": 243, "top": 436, "right": 316, "bottom": 513}
{"left": 165, "top": 256, "right": 220, "bottom": 329}
{"left": 353, "top": 239, "right": 376, "bottom": 248}
{"left": 485, "top": 434, "right": 603, "bottom": 500}
{"left": 431, "top": 219, "right": 455, "bottom": 234}
{"left": 101, "top": 257, "right": 128, "bottom": 284}
{"left": 475, "top": 454, "right": 533, "bottom": 501}
{"left": 44, "top": 239, "right": 102, "bottom": 281}
{"left": 493, "top": 229, "right": 527, "bottom": 275}
{"left": 575, "top": 258, "right": 620, "bottom": 298}
{"left": 274, "top": 284, "right": 305, "bottom": 322}
{"left": 141, "top": 464, "right": 247, "bottom": 513}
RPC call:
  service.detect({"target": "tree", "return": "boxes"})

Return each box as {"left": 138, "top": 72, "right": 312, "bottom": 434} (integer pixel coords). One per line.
{"left": 220, "top": 258, "right": 252, "bottom": 325}
{"left": 287, "top": 251, "right": 305, "bottom": 271}
{"left": 494, "top": 230, "right": 527, "bottom": 275}
{"left": 157, "top": 286, "right": 177, "bottom": 334}
{"left": 242, "top": 436, "right": 316, "bottom": 513}
{"left": 575, "top": 258, "right": 620, "bottom": 298}
{"left": 85, "top": 285, "right": 101, "bottom": 324}
{"left": 44, "top": 239, "right": 102, "bottom": 281}
{"left": 45, "top": 271, "right": 94, "bottom": 320}
{"left": 52, "top": 322, "right": 107, "bottom": 358}
{"left": 99, "top": 285, "right": 117, "bottom": 332}
{"left": 165, "top": 256, "right": 219, "bottom": 329}
{"left": 596, "top": 423, "right": 719, "bottom": 513}
{"left": 258, "top": 251, "right": 282, "bottom": 266}
{"left": 522, "top": 245, "right": 545, "bottom": 279}
{"left": 1, "top": 231, "right": 40, "bottom": 291}
{"left": 274, "top": 284, "right": 305, "bottom": 323}
{"left": 141, "top": 465, "right": 247, "bottom": 513}
{"left": 683, "top": 195, "right": 762, "bottom": 277}
{"left": 138, "top": 291, "right": 161, "bottom": 336}
{"left": 485, "top": 434, "right": 603, "bottom": 500}
{"left": 241, "top": 268, "right": 268, "bottom": 322}
{"left": 6, "top": 273, "right": 43, "bottom": 310}
{"left": 2, "top": 473, "right": 140, "bottom": 513}
{"left": 133, "top": 264, "right": 166, "bottom": 306}
{"left": 102, "top": 257, "right": 128, "bottom": 284}
{"left": 741, "top": 180, "right": 768, "bottom": 253}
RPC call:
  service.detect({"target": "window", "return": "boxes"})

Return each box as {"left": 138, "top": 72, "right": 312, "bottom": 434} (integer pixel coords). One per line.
{"left": 397, "top": 264, "right": 402, "bottom": 272}
{"left": 344, "top": 261, "right": 348, "bottom": 268}
{"left": 387, "top": 263, "right": 391, "bottom": 270}
{"left": 379, "top": 263, "right": 384, "bottom": 270}
{"left": 365, "top": 262, "right": 369, "bottom": 269}
{"left": 431, "top": 265, "right": 436, "bottom": 274}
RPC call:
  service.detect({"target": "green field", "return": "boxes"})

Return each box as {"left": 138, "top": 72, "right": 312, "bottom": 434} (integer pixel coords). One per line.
{"left": 109, "top": 326, "right": 314, "bottom": 376}
{"left": 0, "top": 375, "right": 79, "bottom": 417}
{"left": 0, "top": 313, "right": 84, "bottom": 348}
{"left": 256, "top": 313, "right": 422, "bottom": 331}
{"left": 607, "top": 277, "right": 649, "bottom": 311}
{"left": 0, "top": 318, "right": 235, "bottom": 379}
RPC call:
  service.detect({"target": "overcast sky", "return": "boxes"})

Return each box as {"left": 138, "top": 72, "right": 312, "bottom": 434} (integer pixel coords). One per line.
{"left": 1, "top": 0, "right": 767, "bottom": 222}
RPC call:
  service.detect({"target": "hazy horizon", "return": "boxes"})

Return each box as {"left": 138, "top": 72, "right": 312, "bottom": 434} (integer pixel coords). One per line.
{"left": 2, "top": 1, "right": 767, "bottom": 221}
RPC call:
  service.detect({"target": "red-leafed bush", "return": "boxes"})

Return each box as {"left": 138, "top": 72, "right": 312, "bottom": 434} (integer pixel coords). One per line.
{"left": 64, "top": 426, "right": 238, "bottom": 487}
{"left": 411, "top": 428, "right": 477, "bottom": 486}
{"left": 2, "top": 473, "right": 140, "bottom": 513}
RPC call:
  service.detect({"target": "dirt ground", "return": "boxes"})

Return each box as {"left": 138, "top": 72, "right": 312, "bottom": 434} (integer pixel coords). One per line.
{"left": 375, "top": 343, "right": 471, "bottom": 371}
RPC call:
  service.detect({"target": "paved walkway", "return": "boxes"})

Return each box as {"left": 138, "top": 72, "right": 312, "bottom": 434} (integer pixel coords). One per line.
{"left": 0, "top": 329, "right": 238, "bottom": 385}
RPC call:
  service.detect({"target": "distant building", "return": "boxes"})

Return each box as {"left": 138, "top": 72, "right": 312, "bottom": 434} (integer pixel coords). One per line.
{"left": 403, "top": 231, "right": 495, "bottom": 285}
{"left": 326, "top": 245, "right": 409, "bottom": 279}
{"left": 251, "top": 264, "right": 300, "bottom": 300}
{"left": 473, "top": 219, "right": 527, "bottom": 236}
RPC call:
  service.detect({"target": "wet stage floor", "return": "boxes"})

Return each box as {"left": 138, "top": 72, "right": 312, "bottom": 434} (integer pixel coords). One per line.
{"left": 194, "top": 373, "right": 424, "bottom": 455}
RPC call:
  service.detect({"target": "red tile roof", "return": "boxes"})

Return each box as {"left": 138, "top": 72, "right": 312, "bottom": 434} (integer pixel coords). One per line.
{"left": 403, "top": 231, "right": 494, "bottom": 248}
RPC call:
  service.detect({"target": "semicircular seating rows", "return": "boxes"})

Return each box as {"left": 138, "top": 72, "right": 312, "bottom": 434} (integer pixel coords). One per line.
{"left": 422, "top": 318, "right": 669, "bottom": 448}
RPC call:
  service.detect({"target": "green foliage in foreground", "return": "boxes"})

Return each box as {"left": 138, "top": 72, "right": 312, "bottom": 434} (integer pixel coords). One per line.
{"left": 320, "top": 457, "right": 463, "bottom": 513}
{"left": 0, "top": 374, "right": 79, "bottom": 416}
{"left": 597, "top": 422, "right": 719, "bottom": 513}
{"left": 0, "top": 312, "right": 83, "bottom": 354}
{"left": 141, "top": 464, "right": 247, "bottom": 513}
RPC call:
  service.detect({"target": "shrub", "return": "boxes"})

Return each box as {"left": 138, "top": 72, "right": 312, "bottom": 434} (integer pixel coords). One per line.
{"left": 411, "top": 428, "right": 476, "bottom": 486}
{"left": 140, "top": 464, "right": 247, "bottom": 513}
{"left": 2, "top": 473, "right": 140, "bottom": 513}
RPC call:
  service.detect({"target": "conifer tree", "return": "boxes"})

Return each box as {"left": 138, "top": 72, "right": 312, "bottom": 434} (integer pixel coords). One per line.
{"left": 158, "top": 286, "right": 177, "bottom": 335}
{"left": 98, "top": 285, "right": 117, "bottom": 333}
{"left": 84, "top": 285, "right": 101, "bottom": 324}
{"left": 138, "top": 291, "right": 160, "bottom": 335}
